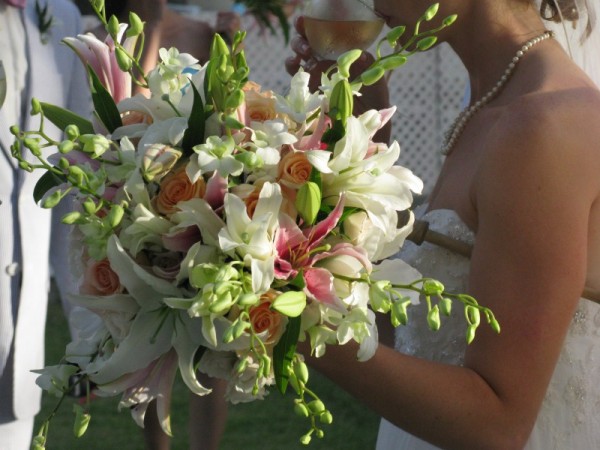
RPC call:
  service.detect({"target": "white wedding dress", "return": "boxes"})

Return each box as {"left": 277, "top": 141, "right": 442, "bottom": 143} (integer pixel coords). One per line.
{"left": 376, "top": 206, "right": 600, "bottom": 449}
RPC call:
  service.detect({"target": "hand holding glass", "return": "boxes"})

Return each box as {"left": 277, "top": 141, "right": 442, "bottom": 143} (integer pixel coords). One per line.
{"left": 303, "top": 0, "right": 384, "bottom": 60}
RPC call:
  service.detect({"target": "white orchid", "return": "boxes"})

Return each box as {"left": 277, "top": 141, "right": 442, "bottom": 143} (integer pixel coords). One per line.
{"left": 187, "top": 135, "right": 244, "bottom": 182}
{"left": 275, "top": 68, "right": 323, "bottom": 123}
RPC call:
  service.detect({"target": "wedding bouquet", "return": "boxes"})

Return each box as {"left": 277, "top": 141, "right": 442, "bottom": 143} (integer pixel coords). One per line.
{"left": 11, "top": 2, "right": 498, "bottom": 447}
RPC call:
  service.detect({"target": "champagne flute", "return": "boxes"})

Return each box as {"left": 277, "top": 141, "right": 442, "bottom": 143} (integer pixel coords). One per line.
{"left": 303, "top": 0, "right": 385, "bottom": 60}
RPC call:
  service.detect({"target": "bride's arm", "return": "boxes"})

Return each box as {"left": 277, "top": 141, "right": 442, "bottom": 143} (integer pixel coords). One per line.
{"left": 305, "top": 93, "right": 600, "bottom": 450}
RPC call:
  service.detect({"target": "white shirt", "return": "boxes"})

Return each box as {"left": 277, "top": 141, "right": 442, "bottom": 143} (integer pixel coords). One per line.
{"left": 0, "top": 4, "right": 28, "bottom": 129}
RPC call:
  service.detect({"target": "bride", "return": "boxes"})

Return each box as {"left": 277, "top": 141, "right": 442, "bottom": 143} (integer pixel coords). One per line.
{"left": 286, "top": 0, "right": 600, "bottom": 448}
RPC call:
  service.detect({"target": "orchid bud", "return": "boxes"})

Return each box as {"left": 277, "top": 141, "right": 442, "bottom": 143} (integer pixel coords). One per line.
{"left": 59, "top": 157, "right": 70, "bottom": 170}
{"left": 369, "top": 280, "right": 391, "bottom": 313}
{"left": 320, "top": 410, "right": 333, "bottom": 425}
{"left": 82, "top": 198, "right": 97, "bottom": 215}
{"left": 308, "top": 400, "right": 326, "bottom": 414}
{"left": 42, "top": 190, "right": 62, "bottom": 209}
{"left": 422, "top": 279, "right": 444, "bottom": 296}
{"left": 423, "top": 3, "right": 439, "bottom": 21}
{"left": 316, "top": 429, "right": 325, "bottom": 439}
{"left": 391, "top": 300, "right": 409, "bottom": 327}
{"left": 295, "top": 181, "right": 321, "bottom": 225}
{"left": 443, "top": 15, "right": 458, "bottom": 26}
{"left": 237, "top": 292, "right": 259, "bottom": 306}
{"left": 115, "top": 48, "right": 132, "bottom": 72}
{"left": 300, "top": 433, "right": 312, "bottom": 445}
{"left": 23, "top": 137, "right": 41, "bottom": 156}
{"left": 386, "top": 26, "right": 406, "bottom": 46}
{"left": 107, "top": 15, "right": 120, "bottom": 38}
{"left": 466, "top": 305, "right": 481, "bottom": 327}
{"left": 127, "top": 12, "right": 144, "bottom": 36}
{"left": 271, "top": 291, "right": 307, "bottom": 317}
{"left": 336, "top": 49, "right": 362, "bottom": 78}
{"left": 293, "top": 361, "right": 309, "bottom": 385}
{"left": 65, "top": 124, "right": 80, "bottom": 140}
{"left": 9, "top": 125, "right": 20, "bottom": 135}
{"left": 360, "top": 66, "right": 385, "bottom": 86}
{"left": 235, "top": 151, "right": 260, "bottom": 169}
{"left": 59, "top": 140, "right": 74, "bottom": 154}
{"left": 416, "top": 36, "right": 438, "bottom": 51}
{"left": 379, "top": 55, "right": 408, "bottom": 71}
{"left": 427, "top": 305, "right": 441, "bottom": 331}
{"left": 294, "top": 403, "right": 310, "bottom": 418}
{"left": 73, "top": 404, "right": 91, "bottom": 438}
{"left": 106, "top": 204, "right": 124, "bottom": 228}
{"left": 18, "top": 161, "right": 32, "bottom": 172}
{"left": 440, "top": 297, "right": 452, "bottom": 316}
{"left": 141, "top": 143, "right": 182, "bottom": 182}
{"left": 30, "top": 98, "right": 42, "bottom": 115}
{"left": 62, "top": 211, "right": 84, "bottom": 225}
{"left": 490, "top": 317, "right": 501, "bottom": 334}
{"left": 328, "top": 79, "right": 353, "bottom": 121}
{"left": 466, "top": 324, "right": 477, "bottom": 344}
{"left": 224, "top": 89, "right": 245, "bottom": 110}
{"left": 79, "top": 134, "right": 110, "bottom": 157}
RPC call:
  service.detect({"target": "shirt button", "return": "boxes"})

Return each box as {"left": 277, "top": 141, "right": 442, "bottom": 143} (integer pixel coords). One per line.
{"left": 5, "top": 263, "right": 20, "bottom": 276}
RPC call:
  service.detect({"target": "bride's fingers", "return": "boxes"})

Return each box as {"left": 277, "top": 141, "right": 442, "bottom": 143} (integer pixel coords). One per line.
{"left": 290, "top": 35, "right": 313, "bottom": 61}
{"left": 294, "top": 15, "right": 306, "bottom": 38}
{"left": 285, "top": 54, "right": 302, "bottom": 76}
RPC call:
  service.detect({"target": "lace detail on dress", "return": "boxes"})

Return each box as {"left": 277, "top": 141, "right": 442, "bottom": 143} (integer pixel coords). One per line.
{"left": 377, "top": 206, "right": 600, "bottom": 450}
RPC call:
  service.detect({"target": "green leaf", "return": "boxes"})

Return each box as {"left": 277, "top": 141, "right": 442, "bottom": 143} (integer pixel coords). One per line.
{"left": 87, "top": 64, "right": 123, "bottom": 133}
{"left": 181, "top": 83, "right": 205, "bottom": 156}
{"left": 40, "top": 102, "right": 95, "bottom": 135}
{"left": 273, "top": 315, "right": 301, "bottom": 394}
{"left": 33, "top": 170, "right": 67, "bottom": 204}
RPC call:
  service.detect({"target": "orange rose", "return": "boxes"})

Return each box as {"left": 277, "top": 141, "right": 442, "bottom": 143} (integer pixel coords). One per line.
{"left": 249, "top": 291, "right": 286, "bottom": 345}
{"left": 278, "top": 151, "right": 312, "bottom": 188}
{"left": 80, "top": 258, "right": 123, "bottom": 296}
{"left": 155, "top": 166, "right": 206, "bottom": 215}
{"left": 243, "top": 81, "right": 277, "bottom": 123}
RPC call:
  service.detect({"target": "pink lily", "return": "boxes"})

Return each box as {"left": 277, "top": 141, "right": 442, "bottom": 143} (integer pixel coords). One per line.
{"left": 274, "top": 194, "right": 369, "bottom": 309}
{"left": 63, "top": 24, "right": 138, "bottom": 104}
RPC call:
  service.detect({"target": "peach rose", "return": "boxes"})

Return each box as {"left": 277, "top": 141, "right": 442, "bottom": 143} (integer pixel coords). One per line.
{"left": 249, "top": 291, "right": 286, "bottom": 346}
{"left": 278, "top": 151, "right": 313, "bottom": 189}
{"left": 242, "top": 81, "right": 277, "bottom": 124}
{"left": 80, "top": 258, "right": 123, "bottom": 296}
{"left": 155, "top": 166, "right": 206, "bottom": 215}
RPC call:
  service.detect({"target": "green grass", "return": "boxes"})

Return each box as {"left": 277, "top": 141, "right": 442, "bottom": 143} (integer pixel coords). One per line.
{"left": 37, "top": 285, "right": 380, "bottom": 449}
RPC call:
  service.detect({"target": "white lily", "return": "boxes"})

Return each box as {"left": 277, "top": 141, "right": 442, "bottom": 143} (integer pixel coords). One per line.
{"left": 120, "top": 204, "right": 173, "bottom": 256}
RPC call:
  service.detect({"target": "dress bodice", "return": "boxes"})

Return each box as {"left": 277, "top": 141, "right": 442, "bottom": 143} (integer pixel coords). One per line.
{"left": 377, "top": 206, "right": 600, "bottom": 450}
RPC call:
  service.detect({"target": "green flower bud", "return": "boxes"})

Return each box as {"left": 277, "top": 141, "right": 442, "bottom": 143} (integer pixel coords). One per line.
{"left": 73, "top": 404, "right": 91, "bottom": 438}
{"left": 295, "top": 181, "right": 321, "bottom": 225}
{"left": 68, "top": 165, "right": 86, "bottom": 186}
{"left": 489, "top": 317, "right": 501, "bottom": 334}
{"left": 235, "top": 356, "right": 249, "bottom": 374}
{"left": 107, "top": 15, "right": 120, "bottom": 39}
{"left": 9, "top": 125, "right": 20, "bottom": 135}
{"left": 62, "top": 211, "right": 84, "bottom": 225}
{"left": 369, "top": 280, "right": 391, "bottom": 313}
{"left": 360, "top": 66, "right": 385, "bottom": 86}
{"left": 466, "top": 305, "right": 481, "bottom": 327}
{"left": 422, "top": 279, "right": 444, "bottom": 296}
{"left": 319, "top": 410, "right": 333, "bottom": 425}
{"left": 379, "top": 55, "right": 407, "bottom": 71}
{"left": 308, "top": 399, "right": 326, "bottom": 414}
{"left": 271, "top": 291, "right": 307, "bottom": 317}
{"left": 237, "top": 292, "right": 259, "bottom": 306}
{"left": 466, "top": 324, "right": 477, "bottom": 344}
{"left": 294, "top": 403, "right": 310, "bottom": 418}
{"left": 391, "top": 300, "right": 409, "bottom": 327}
{"left": 235, "top": 151, "right": 261, "bottom": 169}
{"left": 260, "top": 354, "right": 271, "bottom": 378}
{"left": 386, "top": 26, "right": 406, "bottom": 46}
{"left": 31, "top": 98, "right": 42, "bottom": 115}
{"left": 416, "top": 36, "right": 438, "bottom": 52}
{"left": 232, "top": 319, "right": 248, "bottom": 340}
{"left": 440, "top": 297, "right": 452, "bottom": 316}
{"left": 127, "top": 12, "right": 144, "bottom": 37}
{"left": 427, "top": 305, "right": 441, "bottom": 331}
{"left": 315, "top": 429, "right": 325, "bottom": 439}
{"left": 423, "top": 3, "right": 439, "bottom": 21}
{"left": 18, "top": 161, "right": 32, "bottom": 172}
{"left": 336, "top": 49, "right": 362, "bottom": 78}
{"left": 115, "top": 47, "right": 132, "bottom": 72}
{"left": 65, "top": 124, "right": 80, "bottom": 140}
{"left": 59, "top": 140, "right": 74, "bottom": 154}
{"left": 288, "top": 372, "right": 301, "bottom": 393}
{"left": 79, "top": 134, "right": 111, "bottom": 157}
{"left": 300, "top": 432, "right": 312, "bottom": 445}
{"left": 224, "top": 89, "right": 245, "bottom": 110}
{"left": 42, "top": 190, "right": 62, "bottom": 209}
{"left": 443, "top": 14, "right": 458, "bottom": 27}
{"left": 293, "top": 361, "right": 309, "bottom": 385}
{"left": 222, "top": 324, "right": 235, "bottom": 343}
{"left": 106, "top": 204, "right": 124, "bottom": 228}
{"left": 59, "top": 157, "right": 70, "bottom": 170}
{"left": 23, "top": 137, "right": 41, "bottom": 156}
{"left": 223, "top": 115, "right": 245, "bottom": 130}
{"left": 82, "top": 198, "right": 97, "bottom": 215}
{"left": 329, "top": 79, "right": 353, "bottom": 121}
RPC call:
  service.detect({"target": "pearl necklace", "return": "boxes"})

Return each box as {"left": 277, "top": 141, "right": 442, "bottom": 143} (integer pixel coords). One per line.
{"left": 441, "top": 30, "right": 554, "bottom": 156}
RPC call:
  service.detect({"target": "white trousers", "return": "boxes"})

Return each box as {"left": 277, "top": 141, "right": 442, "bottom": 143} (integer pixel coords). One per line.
{"left": 0, "top": 418, "right": 34, "bottom": 450}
